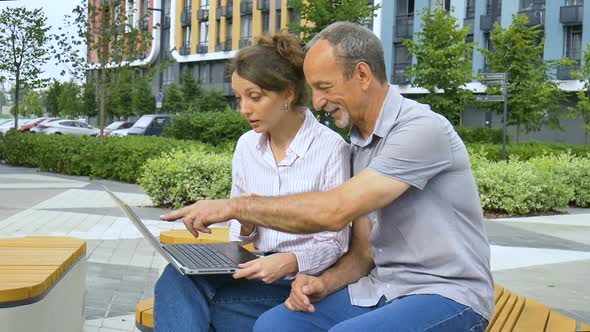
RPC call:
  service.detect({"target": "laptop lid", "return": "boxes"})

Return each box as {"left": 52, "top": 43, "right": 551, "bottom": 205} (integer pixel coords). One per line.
{"left": 103, "top": 187, "right": 185, "bottom": 272}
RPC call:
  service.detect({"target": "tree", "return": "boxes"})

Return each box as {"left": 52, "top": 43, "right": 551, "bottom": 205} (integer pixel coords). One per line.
{"left": 24, "top": 91, "right": 44, "bottom": 117}
{"left": 82, "top": 79, "right": 98, "bottom": 117}
{"left": 45, "top": 80, "right": 63, "bottom": 116}
{"left": 133, "top": 74, "right": 156, "bottom": 115}
{"left": 55, "top": 0, "right": 153, "bottom": 134}
{"left": 58, "top": 82, "right": 83, "bottom": 118}
{"left": 0, "top": 7, "right": 52, "bottom": 130}
{"left": 181, "top": 70, "right": 204, "bottom": 110}
{"left": 403, "top": 2, "right": 476, "bottom": 125}
{"left": 481, "top": 14, "right": 564, "bottom": 142}
{"left": 162, "top": 83, "right": 184, "bottom": 113}
{"left": 569, "top": 44, "right": 590, "bottom": 145}
{"left": 289, "top": 0, "right": 381, "bottom": 43}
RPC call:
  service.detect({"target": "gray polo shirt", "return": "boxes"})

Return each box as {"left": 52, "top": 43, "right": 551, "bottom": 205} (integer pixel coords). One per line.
{"left": 347, "top": 85, "right": 494, "bottom": 320}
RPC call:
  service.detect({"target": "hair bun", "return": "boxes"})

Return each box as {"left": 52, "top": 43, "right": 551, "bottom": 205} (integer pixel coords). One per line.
{"left": 256, "top": 33, "right": 304, "bottom": 69}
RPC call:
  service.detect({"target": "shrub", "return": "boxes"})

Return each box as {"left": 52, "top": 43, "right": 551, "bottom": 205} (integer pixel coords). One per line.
{"left": 163, "top": 111, "right": 250, "bottom": 145}
{"left": 467, "top": 142, "right": 590, "bottom": 161}
{"left": 138, "top": 148, "right": 233, "bottom": 208}
{"left": 454, "top": 126, "right": 504, "bottom": 144}
{"left": 472, "top": 157, "right": 573, "bottom": 215}
{"left": 0, "top": 131, "right": 215, "bottom": 182}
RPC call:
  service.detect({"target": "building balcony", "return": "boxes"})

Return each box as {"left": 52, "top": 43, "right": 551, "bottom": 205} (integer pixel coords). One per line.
{"left": 240, "top": 1, "right": 253, "bottom": 15}
{"left": 139, "top": 18, "right": 149, "bottom": 31}
{"left": 392, "top": 63, "right": 411, "bottom": 85}
{"left": 518, "top": 8, "right": 545, "bottom": 27}
{"left": 216, "top": 6, "right": 222, "bottom": 19}
{"left": 239, "top": 37, "right": 251, "bottom": 48}
{"left": 287, "top": 0, "right": 296, "bottom": 9}
{"left": 163, "top": 15, "right": 171, "bottom": 29}
{"left": 394, "top": 15, "right": 414, "bottom": 42}
{"left": 464, "top": 18, "right": 474, "bottom": 35}
{"left": 560, "top": 5, "right": 584, "bottom": 25}
{"left": 179, "top": 42, "right": 191, "bottom": 55}
{"left": 197, "top": 43, "right": 208, "bottom": 54}
{"left": 181, "top": 8, "right": 192, "bottom": 27}
{"left": 197, "top": 9, "right": 209, "bottom": 22}
{"left": 480, "top": 15, "right": 493, "bottom": 31}
{"left": 225, "top": 5, "right": 233, "bottom": 18}
{"left": 557, "top": 63, "right": 580, "bottom": 80}
{"left": 257, "top": 0, "right": 270, "bottom": 12}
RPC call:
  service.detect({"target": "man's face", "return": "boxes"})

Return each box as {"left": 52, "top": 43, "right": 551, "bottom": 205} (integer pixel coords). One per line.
{"left": 303, "top": 40, "right": 360, "bottom": 128}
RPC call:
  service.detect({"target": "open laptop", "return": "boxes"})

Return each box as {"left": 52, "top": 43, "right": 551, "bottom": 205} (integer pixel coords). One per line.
{"left": 104, "top": 187, "right": 258, "bottom": 275}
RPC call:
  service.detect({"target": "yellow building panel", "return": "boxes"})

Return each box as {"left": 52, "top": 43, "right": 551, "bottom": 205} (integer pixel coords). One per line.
{"left": 252, "top": 0, "right": 262, "bottom": 38}
{"left": 191, "top": 1, "right": 199, "bottom": 54}
{"left": 208, "top": 1, "right": 217, "bottom": 52}
{"left": 175, "top": 0, "right": 184, "bottom": 51}
{"left": 232, "top": 0, "right": 240, "bottom": 50}
{"left": 280, "top": 0, "right": 287, "bottom": 30}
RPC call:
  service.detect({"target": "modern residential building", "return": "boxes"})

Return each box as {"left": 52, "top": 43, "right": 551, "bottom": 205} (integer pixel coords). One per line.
{"left": 92, "top": 0, "right": 589, "bottom": 144}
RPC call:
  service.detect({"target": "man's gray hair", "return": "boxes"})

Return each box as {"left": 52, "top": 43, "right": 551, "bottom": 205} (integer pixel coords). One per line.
{"left": 306, "top": 22, "right": 387, "bottom": 84}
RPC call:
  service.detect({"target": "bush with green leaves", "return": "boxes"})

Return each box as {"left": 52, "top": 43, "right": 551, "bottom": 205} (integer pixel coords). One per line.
{"left": 472, "top": 156, "right": 573, "bottom": 215}
{"left": 467, "top": 142, "right": 590, "bottom": 161}
{"left": 163, "top": 110, "right": 250, "bottom": 146}
{"left": 454, "top": 126, "right": 504, "bottom": 144}
{"left": 138, "top": 148, "right": 233, "bottom": 208}
{"left": 0, "top": 131, "right": 215, "bottom": 182}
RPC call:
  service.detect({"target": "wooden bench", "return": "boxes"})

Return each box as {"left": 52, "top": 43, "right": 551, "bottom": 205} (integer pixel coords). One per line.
{"left": 137, "top": 230, "right": 590, "bottom": 332}
{"left": 0, "top": 236, "right": 86, "bottom": 332}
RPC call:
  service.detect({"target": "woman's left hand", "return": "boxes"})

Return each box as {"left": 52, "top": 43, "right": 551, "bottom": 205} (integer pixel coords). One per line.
{"left": 233, "top": 253, "right": 298, "bottom": 284}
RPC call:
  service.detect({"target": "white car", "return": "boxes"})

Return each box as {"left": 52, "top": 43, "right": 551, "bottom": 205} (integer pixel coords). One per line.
{"left": 109, "top": 128, "right": 131, "bottom": 137}
{"left": 30, "top": 118, "right": 61, "bottom": 133}
{"left": 40, "top": 120, "right": 100, "bottom": 136}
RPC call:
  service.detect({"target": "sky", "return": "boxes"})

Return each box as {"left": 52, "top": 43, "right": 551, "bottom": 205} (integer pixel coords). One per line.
{"left": 0, "top": 0, "right": 84, "bottom": 86}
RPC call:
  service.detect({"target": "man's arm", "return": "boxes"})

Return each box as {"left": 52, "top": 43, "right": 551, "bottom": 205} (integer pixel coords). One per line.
{"left": 285, "top": 216, "right": 374, "bottom": 312}
{"left": 162, "top": 169, "right": 409, "bottom": 235}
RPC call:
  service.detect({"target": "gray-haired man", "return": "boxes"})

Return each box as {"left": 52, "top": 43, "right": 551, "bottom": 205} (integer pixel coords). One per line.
{"left": 162, "top": 22, "right": 494, "bottom": 332}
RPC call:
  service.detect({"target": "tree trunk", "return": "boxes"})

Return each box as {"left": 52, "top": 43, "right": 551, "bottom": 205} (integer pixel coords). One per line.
{"left": 100, "top": 68, "right": 106, "bottom": 137}
{"left": 13, "top": 74, "right": 19, "bottom": 132}
{"left": 585, "top": 130, "right": 588, "bottom": 146}
{"left": 516, "top": 123, "right": 520, "bottom": 143}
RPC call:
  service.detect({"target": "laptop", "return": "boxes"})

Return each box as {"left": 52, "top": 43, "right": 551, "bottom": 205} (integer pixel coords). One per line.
{"left": 104, "top": 187, "right": 258, "bottom": 275}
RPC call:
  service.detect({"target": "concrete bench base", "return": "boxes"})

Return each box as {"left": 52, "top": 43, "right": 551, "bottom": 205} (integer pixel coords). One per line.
{"left": 0, "top": 236, "right": 86, "bottom": 332}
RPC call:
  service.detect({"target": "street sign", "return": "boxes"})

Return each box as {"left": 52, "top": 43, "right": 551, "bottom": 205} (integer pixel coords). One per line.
{"left": 476, "top": 95, "right": 504, "bottom": 102}
{"left": 482, "top": 79, "right": 504, "bottom": 85}
{"left": 156, "top": 92, "right": 163, "bottom": 109}
{"left": 482, "top": 73, "right": 506, "bottom": 81}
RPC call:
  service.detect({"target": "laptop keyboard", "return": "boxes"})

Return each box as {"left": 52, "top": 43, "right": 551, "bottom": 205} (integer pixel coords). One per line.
{"left": 173, "top": 244, "right": 236, "bottom": 269}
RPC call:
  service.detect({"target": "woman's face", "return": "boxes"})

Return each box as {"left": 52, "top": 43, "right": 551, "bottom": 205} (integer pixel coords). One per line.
{"left": 232, "top": 72, "right": 290, "bottom": 133}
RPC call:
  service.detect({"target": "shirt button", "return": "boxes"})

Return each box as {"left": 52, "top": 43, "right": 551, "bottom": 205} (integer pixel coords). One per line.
{"left": 378, "top": 249, "right": 383, "bottom": 253}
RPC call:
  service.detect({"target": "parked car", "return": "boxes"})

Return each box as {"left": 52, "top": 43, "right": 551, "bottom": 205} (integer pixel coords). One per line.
{"left": 30, "top": 118, "right": 61, "bottom": 133}
{"left": 18, "top": 117, "right": 48, "bottom": 133}
{"left": 40, "top": 120, "right": 100, "bottom": 136}
{"left": 127, "top": 114, "right": 173, "bottom": 136}
{"left": 0, "top": 120, "right": 16, "bottom": 136}
{"left": 110, "top": 127, "right": 131, "bottom": 137}
{"left": 103, "top": 120, "right": 135, "bottom": 136}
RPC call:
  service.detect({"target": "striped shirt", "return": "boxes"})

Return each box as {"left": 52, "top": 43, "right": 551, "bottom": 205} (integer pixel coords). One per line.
{"left": 229, "top": 109, "right": 350, "bottom": 276}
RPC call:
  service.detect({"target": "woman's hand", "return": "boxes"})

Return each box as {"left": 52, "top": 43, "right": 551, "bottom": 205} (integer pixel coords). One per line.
{"left": 233, "top": 253, "right": 298, "bottom": 284}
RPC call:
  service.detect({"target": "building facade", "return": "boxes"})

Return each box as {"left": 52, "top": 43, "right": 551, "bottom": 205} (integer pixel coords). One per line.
{"left": 111, "top": 0, "right": 587, "bottom": 144}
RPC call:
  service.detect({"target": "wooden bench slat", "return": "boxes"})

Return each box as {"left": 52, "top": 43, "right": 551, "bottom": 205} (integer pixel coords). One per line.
{"left": 494, "top": 284, "right": 504, "bottom": 304}
{"left": 579, "top": 322, "right": 590, "bottom": 332}
{"left": 488, "top": 289, "right": 512, "bottom": 330}
{"left": 136, "top": 298, "right": 154, "bottom": 324}
{"left": 502, "top": 295, "right": 526, "bottom": 331}
{"left": 512, "top": 298, "right": 550, "bottom": 332}
{"left": 489, "top": 292, "right": 519, "bottom": 332}
{"left": 545, "top": 310, "right": 576, "bottom": 332}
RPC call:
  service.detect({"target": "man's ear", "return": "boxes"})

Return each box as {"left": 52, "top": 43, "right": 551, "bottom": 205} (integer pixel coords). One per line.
{"left": 355, "top": 62, "right": 373, "bottom": 90}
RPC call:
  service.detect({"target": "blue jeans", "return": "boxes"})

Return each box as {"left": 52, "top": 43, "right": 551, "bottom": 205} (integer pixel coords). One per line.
{"left": 154, "top": 264, "right": 292, "bottom": 332}
{"left": 254, "top": 288, "right": 488, "bottom": 332}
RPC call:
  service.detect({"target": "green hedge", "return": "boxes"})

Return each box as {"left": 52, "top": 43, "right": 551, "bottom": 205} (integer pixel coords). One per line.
{"left": 138, "top": 148, "right": 233, "bottom": 208}
{"left": 454, "top": 126, "right": 504, "bottom": 144}
{"left": 163, "top": 110, "right": 250, "bottom": 146}
{"left": 468, "top": 142, "right": 590, "bottom": 162}
{"left": 471, "top": 153, "right": 590, "bottom": 214}
{"left": 0, "top": 131, "right": 219, "bottom": 182}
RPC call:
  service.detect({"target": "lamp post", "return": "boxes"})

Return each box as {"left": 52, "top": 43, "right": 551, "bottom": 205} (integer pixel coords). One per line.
{"left": 148, "top": 0, "right": 166, "bottom": 113}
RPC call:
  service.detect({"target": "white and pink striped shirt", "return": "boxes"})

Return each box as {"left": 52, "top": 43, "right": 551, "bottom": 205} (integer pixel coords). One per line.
{"left": 229, "top": 109, "right": 350, "bottom": 276}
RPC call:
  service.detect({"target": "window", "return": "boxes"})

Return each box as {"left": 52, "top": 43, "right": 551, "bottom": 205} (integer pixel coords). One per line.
{"left": 200, "top": 0, "right": 209, "bottom": 8}
{"left": 520, "top": 0, "right": 545, "bottom": 10}
{"left": 396, "top": 0, "right": 415, "bottom": 15}
{"left": 566, "top": 0, "right": 583, "bottom": 5}
{"left": 276, "top": 0, "right": 282, "bottom": 31}
{"left": 241, "top": 14, "right": 252, "bottom": 39}
{"left": 430, "top": 0, "right": 450, "bottom": 10}
{"left": 466, "top": 0, "right": 475, "bottom": 18}
{"left": 200, "top": 21, "right": 209, "bottom": 44}
{"left": 262, "top": 12, "right": 270, "bottom": 32}
{"left": 565, "top": 25, "right": 583, "bottom": 60}
{"left": 183, "top": 25, "right": 191, "bottom": 48}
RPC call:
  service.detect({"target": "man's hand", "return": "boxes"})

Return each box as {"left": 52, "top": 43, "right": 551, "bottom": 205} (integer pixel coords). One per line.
{"left": 284, "top": 274, "right": 329, "bottom": 313}
{"left": 160, "top": 199, "right": 234, "bottom": 238}
{"left": 233, "top": 253, "right": 298, "bottom": 284}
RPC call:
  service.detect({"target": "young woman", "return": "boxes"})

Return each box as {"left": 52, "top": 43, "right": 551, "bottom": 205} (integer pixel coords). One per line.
{"left": 154, "top": 33, "right": 351, "bottom": 332}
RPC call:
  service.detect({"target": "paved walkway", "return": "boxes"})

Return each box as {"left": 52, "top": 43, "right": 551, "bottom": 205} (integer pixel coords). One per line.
{"left": 0, "top": 164, "right": 589, "bottom": 331}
